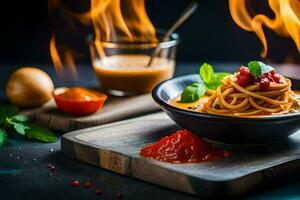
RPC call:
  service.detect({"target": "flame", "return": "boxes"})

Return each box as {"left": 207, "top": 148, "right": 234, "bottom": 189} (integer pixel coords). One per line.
{"left": 48, "top": 0, "right": 61, "bottom": 10}
{"left": 49, "top": 0, "right": 157, "bottom": 79}
{"left": 88, "top": 0, "right": 157, "bottom": 43}
{"left": 229, "top": 0, "right": 300, "bottom": 58}
{"left": 49, "top": 34, "right": 77, "bottom": 80}
{"left": 50, "top": 34, "right": 63, "bottom": 76}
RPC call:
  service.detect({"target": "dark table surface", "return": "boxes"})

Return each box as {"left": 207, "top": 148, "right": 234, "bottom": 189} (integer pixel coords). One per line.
{"left": 1, "top": 62, "right": 300, "bottom": 200}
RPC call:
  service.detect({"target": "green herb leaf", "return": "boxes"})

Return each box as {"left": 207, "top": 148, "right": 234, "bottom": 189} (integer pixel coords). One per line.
{"left": 180, "top": 83, "right": 207, "bottom": 103}
{"left": 25, "top": 123, "right": 56, "bottom": 143}
{"left": 248, "top": 61, "right": 274, "bottom": 78}
{"left": 0, "top": 128, "right": 8, "bottom": 146}
{"left": 200, "top": 63, "right": 214, "bottom": 84}
{"left": 0, "top": 105, "right": 19, "bottom": 124}
{"left": 12, "top": 115, "right": 29, "bottom": 122}
{"left": 199, "top": 63, "right": 230, "bottom": 90}
{"left": 206, "top": 72, "right": 231, "bottom": 90}
{"left": 13, "top": 123, "right": 30, "bottom": 135}
{"left": 248, "top": 61, "right": 261, "bottom": 77}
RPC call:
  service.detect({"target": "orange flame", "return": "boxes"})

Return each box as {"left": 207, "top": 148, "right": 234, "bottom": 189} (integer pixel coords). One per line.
{"left": 50, "top": 34, "right": 78, "bottom": 80}
{"left": 87, "top": 0, "right": 157, "bottom": 42}
{"left": 229, "top": 0, "right": 300, "bottom": 58}
{"left": 50, "top": 34, "right": 63, "bottom": 76}
{"left": 50, "top": 0, "right": 157, "bottom": 79}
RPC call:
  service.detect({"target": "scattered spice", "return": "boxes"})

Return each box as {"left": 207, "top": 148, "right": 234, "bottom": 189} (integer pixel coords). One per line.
{"left": 96, "top": 189, "right": 103, "bottom": 195}
{"left": 116, "top": 192, "right": 123, "bottom": 199}
{"left": 50, "top": 166, "right": 56, "bottom": 172}
{"left": 47, "top": 164, "right": 56, "bottom": 172}
{"left": 84, "top": 181, "right": 92, "bottom": 188}
{"left": 72, "top": 180, "right": 80, "bottom": 187}
{"left": 215, "top": 104, "right": 221, "bottom": 109}
{"left": 188, "top": 105, "right": 200, "bottom": 110}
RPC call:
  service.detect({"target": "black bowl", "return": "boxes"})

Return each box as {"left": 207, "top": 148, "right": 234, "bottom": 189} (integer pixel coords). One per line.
{"left": 152, "top": 74, "right": 300, "bottom": 145}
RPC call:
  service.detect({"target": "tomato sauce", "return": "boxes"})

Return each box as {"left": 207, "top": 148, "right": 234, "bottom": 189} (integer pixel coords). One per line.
{"left": 140, "top": 129, "right": 230, "bottom": 163}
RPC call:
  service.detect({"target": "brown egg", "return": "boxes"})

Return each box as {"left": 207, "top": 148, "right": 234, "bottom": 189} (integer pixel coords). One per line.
{"left": 6, "top": 67, "right": 54, "bottom": 107}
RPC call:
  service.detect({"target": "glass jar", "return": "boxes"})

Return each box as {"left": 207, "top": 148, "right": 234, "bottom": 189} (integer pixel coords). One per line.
{"left": 90, "top": 32, "right": 179, "bottom": 96}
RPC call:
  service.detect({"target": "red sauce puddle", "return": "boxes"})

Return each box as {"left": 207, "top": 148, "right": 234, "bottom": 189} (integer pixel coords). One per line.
{"left": 140, "top": 129, "right": 230, "bottom": 163}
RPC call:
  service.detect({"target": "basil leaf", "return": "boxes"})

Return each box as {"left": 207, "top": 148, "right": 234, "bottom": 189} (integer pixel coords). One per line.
{"left": 180, "top": 83, "right": 207, "bottom": 103}
{"left": 248, "top": 61, "right": 274, "bottom": 77}
{"left": 25, "top": 123, "right": 56, "bottom": 143}
{"left": 12, "top": 115, "right": 29, "bottom": 123}
{"left": 14, "top": 123, "right": 30, "bottom": 135}
{"left": 0, "top": 128, "right": 7, "bottom": 146}
{"left": 199, "top": 63, "right": 231, "bottom": 90}
{"left": 248, "top": 61, "right": 261, "bottom": 77}
{"left": 205, "top": 72, "right": 231, "bottom": 90}
{"left": 200, "top": 63, "right": 214, "bottom": 84}
{"left": 0, "top": 105, "right": 19, "bottom": 124}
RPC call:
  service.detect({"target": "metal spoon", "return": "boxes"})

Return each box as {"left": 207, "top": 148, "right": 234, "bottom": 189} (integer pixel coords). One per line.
{"left": 147, "top": 0, "right": 199, "bottom": 67}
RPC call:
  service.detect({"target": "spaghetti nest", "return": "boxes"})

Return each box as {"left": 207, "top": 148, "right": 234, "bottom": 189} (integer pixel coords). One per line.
{"left": 203, "top": 75, "right": 297, "bottom": 116}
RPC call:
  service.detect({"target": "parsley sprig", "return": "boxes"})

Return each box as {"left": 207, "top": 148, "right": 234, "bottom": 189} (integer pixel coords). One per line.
{"left": 0, "top": 105, "right": 56, "bottom": 146}
{"left": 179, "top": 63, "right": 230, "bottom": 103}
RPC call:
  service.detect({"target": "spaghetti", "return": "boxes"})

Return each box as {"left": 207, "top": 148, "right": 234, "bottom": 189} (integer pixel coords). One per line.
{"left": 203, "top": 74, "right": 298, "bottom": 116}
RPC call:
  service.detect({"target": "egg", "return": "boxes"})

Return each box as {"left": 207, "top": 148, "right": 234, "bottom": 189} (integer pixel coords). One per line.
{"left": 6, "top": 67, "right": 54, "bottom": 107}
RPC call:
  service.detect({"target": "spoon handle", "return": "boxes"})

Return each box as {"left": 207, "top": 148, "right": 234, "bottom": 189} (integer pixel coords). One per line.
{"left": 147, "top": 0, "right": 199, "bottom": 67}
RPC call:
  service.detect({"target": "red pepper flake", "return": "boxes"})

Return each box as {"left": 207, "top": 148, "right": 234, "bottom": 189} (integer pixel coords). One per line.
{"left": 140, "top": 129, "right": 230, "bottom": 163}
{"left": 84, "top": 181, "right": 92, "bottom": 188}
{"left": 47, "top": 164, "right": 56, "bottom": 172}
{"left": 116, "top": 192, "right": 123, "bottom": 199}
{"left": 50, "top": 166, "right": 56, "bottom": 172}
{"left": 96, "top": 189, "right": 103, "bottom": 195}
{"left": 72, "top": 180, "right": 80, "bottom": 187}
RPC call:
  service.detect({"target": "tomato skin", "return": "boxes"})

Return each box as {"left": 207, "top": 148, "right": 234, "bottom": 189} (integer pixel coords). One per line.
{"left": 237, "top": 66, "right": 254, "bottom": 87}
{"left": 53, "top": 87, "right": 107, "bottom": 116}
{"left": 236, "top": 67, "right": 281, "bottom": 90}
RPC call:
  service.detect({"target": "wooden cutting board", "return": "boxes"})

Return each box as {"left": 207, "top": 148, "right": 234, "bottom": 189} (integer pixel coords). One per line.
{"left": 22, "top": 94, "right": 159, "bottom": 132}
{"left": 61, "top": 112, "right": 300, "bottom": 198}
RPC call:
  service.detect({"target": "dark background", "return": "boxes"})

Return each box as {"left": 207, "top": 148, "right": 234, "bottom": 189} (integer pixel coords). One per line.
{"left": 0, "top": 0, "right": 299, "bottom": 65}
